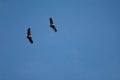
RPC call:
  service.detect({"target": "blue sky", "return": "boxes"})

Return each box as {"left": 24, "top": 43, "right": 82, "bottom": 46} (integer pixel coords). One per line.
{"left": 0, "top": 0, "right": 120, "bottom": 80}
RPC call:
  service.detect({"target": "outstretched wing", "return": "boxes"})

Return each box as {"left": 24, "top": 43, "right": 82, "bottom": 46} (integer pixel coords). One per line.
{"left": 27, "top": 27, "right": 31, "bottom": 35}
{"left": 52, "top": 26, "right": 57, "bottom": 32}
{"left": 28, "top": 37, "right": 33, "bottom": 43}
{"left": 49, "top": 18, "right": 54, "bottom": 24}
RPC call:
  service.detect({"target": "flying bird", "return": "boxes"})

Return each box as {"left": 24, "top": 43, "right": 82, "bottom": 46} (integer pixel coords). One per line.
{"left": 27, "top": 27, "right": 33, "bottom": 44}
{"left": 49, "top": 18, "right": 57, "bottom": 32}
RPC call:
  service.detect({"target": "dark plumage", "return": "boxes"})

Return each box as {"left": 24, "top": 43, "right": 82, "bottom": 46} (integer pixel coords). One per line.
{"left": 27, "top": 27, "right": 33, "bottom": 44}
{"left": 49, "top": 18, "right": 57, "bottom": 32}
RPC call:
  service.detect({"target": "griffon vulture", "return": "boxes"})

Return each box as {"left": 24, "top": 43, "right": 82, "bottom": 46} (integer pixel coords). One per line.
{"left": 27, "top": 27, "right": 33, "bottom": 44}
{"left": 49, "top": 18, "right": 57, "bottom": 32}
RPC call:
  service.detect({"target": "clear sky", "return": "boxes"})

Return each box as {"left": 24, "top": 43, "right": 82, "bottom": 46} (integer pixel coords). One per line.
{"left": 0, "top": 0, "right": 120, "bottom": 80}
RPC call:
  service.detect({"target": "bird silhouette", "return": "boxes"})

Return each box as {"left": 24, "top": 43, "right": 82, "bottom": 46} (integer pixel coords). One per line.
{"left": 49, "top": 18, "right": 57, "bottom": 32}
{"left": 27, "top": 27, "right": 33, "bottom": 44}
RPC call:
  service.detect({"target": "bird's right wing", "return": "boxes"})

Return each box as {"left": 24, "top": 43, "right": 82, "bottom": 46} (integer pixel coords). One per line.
{"left": 49, "top": 18, "right": 54, "bottom": 24}
{"left": 27, "top": 28, "right": 31, "bottom": 35}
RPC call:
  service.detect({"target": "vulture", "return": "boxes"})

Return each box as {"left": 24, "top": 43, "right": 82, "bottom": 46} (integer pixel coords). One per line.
{"left": 27, "top": 27, "right": 33, "bottom": 44}
{"left": 49, "top": 18, "right": 57, "bottom": 32}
